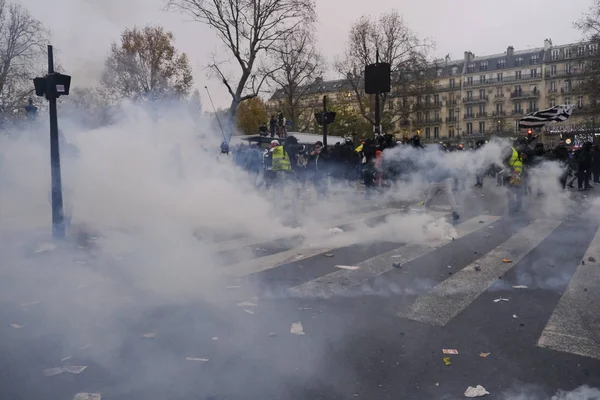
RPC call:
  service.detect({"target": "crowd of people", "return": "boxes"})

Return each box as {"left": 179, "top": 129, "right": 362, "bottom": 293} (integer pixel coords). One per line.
{"left": 216, "top": 132, "right": 599, "bottom": 218}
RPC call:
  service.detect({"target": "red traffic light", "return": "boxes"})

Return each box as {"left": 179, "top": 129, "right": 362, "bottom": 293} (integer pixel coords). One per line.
{"left": 527, "top": 129, "right": 532, "bottom": 135}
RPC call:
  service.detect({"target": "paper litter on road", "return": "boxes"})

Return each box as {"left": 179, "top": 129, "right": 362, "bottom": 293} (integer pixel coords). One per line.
{"left": 443, "top": 357, "right": 451, "bottom": 366}
{"left": 588, "top": 256, "right": 597, "bottom": 263}
{"left": 299, "top": 307, "right": 312, "bottom": 310}
{"left": 10, "top": 323, "right": 23, "bottom": 329}
{"left": 63, "top": 366, "right": 88, "bottom": 374}
{"left": 493, "top": 298, "right": 509, "bottom": 303}
{"left": 61, "top": 356, "right": 72, "bottom": 362}
{"left": 502, "top": 258, "right": 512, "bottom": 263}
{"left": 186, "top": 357, "right": 209, "bottom": 362}
{"left": 512, "top": 285, "right": 528, "bottom": 289}
{"left": 479, "top": 353, "right": 491, "bottom": 358}
{"left": 244, "top": 309, "right": 255, "bottom": 315}
{"left": 464, "top": 385, "right": 490, "bottom": 397}
{"left": 74, "top": 394, "right": 101, "bottom": 400}
{"left": 212, "top": 337, "right": 219, "bottom": 340}
{"left": 291, "top": 322, "right": 305, "bottom": 335}
{"left": 442, "top": 349, "right": 458, "bottom": 354}
{"left": 237, "top": 301, "right": 258, "bottom": 307}
{"left": 513, "top": 314, "right": 518, "bottom": 319}
{"left": 324, "top": 253, "right": 334, "bottom": 257}
{"left": 142, "top": 333, "right": 156, "bottom": 339}
{"left": 43, "top": 367, "right": 65, "bottom": 376}
{"left": 335, "top": 265, "right": 360, "bottom": 271}
{"left": 34, "top": 243, "right": 56, "bottom": 253}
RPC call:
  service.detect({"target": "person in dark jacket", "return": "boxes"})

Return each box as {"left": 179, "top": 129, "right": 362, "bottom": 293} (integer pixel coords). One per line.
{"left": 592, "top": 145, "right": 600, "bottom": 183}
{"left": 551, "top": 141, "right": 570, "bottom": 189}
{"left": 269, "top": 115, "right": 277, "bottom": 138}
{"left": 575, "top": 142, "right": 593, "bottom": 190}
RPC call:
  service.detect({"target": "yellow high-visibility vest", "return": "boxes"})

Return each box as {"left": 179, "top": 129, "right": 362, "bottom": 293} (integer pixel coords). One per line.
{"left": 272, "top": 146, "right": 291, "bottom": 171}
{"left": 509, "top": 147, "right": 523, "bottom": 173}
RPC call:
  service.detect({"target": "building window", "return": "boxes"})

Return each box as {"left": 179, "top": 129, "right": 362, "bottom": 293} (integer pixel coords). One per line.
{"left": 566, "top": 64, "right": 571, "bottom": 74}
{"left": 516, "top": 56, "right": 524, "bottom": 66}
{"left": 466, "top": 105, "right": 473, "bottom": 116}
{"left": 425, "top": 127, "right": 431, "bottom": 139}
{"left": 530, "top": 68, "right": 537, "bottom": 78}
{"left": 479, "top": 104, "right": 485, "bottom": 115}
{"left": 467, "top": 76, "right": 473, "bottom": 85}
{"left": 449, "top": 79, "right": 455, "bottom": 88}
{"left": 514, "top": 85, "right": 522, "bottom": 95}
{"left": 529, "top": 100, "right": 537, "bottom": 112}
{"left": 437, "top": 68, "right": 443, "bottom": 76}
{"left": 479, "top": 89, "right": 485, "bottom": 99}
{"left": 550, "top": 65, "right": 557, "bottom": 75}
{"left": 449, "top": 109, "right": 455, "bottom": 119}
{"left": 402, "top": 98, "right": 408, "bottom": 108}
{"left": 497, "top": 72, "right": 503, "bottom": 82}
{"left": 550, "top": 81, "right": 557, "bottom": 91}
{"left": 565, "top": 80, "right": 572, "bottom": 91}
{"left": 417, "top": 97, "right": 422, "bottom": 105}
{"left": 434, "top": 94, "right": 440, "bottom": 105}
{"left": 479, "top": 75, "right": 486, "bottom": 84}
{"left": 479, "top": 121, "right": 485, "bottom": 134}
{"left": 531, "top": 54, "right": 539, "bottom": 64}
{"left": 434, "top": 112, "right": 440, "bottom": 122}
{"left": 467, "top": 63, "right": 475, "bottom": 73}
{"left": 496, "top": 103, "right": 503, "bottom": 114}
{"left": 388, "top": 100, "right": 394, "bottom": 110}
{"left": 467, "top": 90, "right": 473, "bottom": 100}
{"left": 565, "top": 97, "right": 571, "bottom": 105}
{"left": 425, "top": 95, "right": 431, "bottom": 105}
{"left": 566, "top": 48, "right": 572, "bottom": 58}
{"left": 452, "top": 67, "right": 458, "bottom": 75}
{"left": 551, "top": 49, "right": 559, "bottom": 60}
{"left": 449, "top": 127, "right": 455, "bottom": 138}
{"left": 466, "top": 122, "right": 473, "bottom": 134}
{"left": 496, "top": 120, "right": 502, "bottom": 132}
{"left": 578, "top": 60, "right": 585, "bottom": 71}
{"left": 578, "top": 96, "right": 584, "bottom": 108}
{"left": 549, "top": 98, "right": 556, "bottom": 107}
{"left": 480, "top": 61, "right": 488, "bottom": 71}
{"left": 578, "top": 46, "right": 585, "bottom": 57}
{"left": 434, "top": 127, "right": 439, "bottom": 139}
{"left": 515, "top": 71, "right": 522, "bottom": 80}
{"left": 417, "top": 112, "right": 422, "bottom": 122}
{"left": 515, "top": 102, "right": 522, "bottom": 113}
{"left": 498, "top": 59, "right": 506, "bottom": 68}
{"left": 577, "top": 80, "right": 584, "bottom": 91}
{"left": 425, "top": 111, "right": 430, "bottom": 122}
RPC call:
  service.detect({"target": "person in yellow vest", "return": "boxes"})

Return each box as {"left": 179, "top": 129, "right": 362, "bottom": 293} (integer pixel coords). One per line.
{"left": 270, "top": 140, "right": 292, "bottom": 195}
{"left": 502, "top": 139, "right": 526, "bottom": 215}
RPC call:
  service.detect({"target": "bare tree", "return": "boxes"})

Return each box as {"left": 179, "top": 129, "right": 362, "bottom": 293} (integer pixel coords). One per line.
{"left": 575, "top": 1, "right": 600, "bottom": 110}
{"left": 101, "top": 25, "right": 193, "bottom": 102}
{"left": 165, "top": 0, "right": 316, "bottom": 121}
{"left": 335, "top": 11, "right": 434, "bottom": 131}
{"left": 0, "top": 0, "right": 48, "bottom": 116}
{"left": 269, "top": 28, "right": 323, "bottom": 131}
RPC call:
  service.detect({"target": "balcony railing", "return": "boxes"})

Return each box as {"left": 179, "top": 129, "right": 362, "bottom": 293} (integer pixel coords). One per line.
{"left": 475, "top": 112, "right": 488, "bottom": 118}
{"left": 510, "top": 91, "right": 540, "bottom": 99}
{"left": 494, "top": 93, "right": 505, "bottom": 99}
{"left": 492, "top": 111, "right": 507, "bottom": 117}
{"left": 511, "top": 110, "right": 524, "bottom": 115}
{"left": 561, "top": 86, "right": 585, "bottom": 94}
{"left": 446, "top": 116, "right": 458, "bottom": 123}
{"left": 463, "top": 74, "right": 542, "bottom": 87}
{"left": 446, "top": 99, "right": 458, "bottom": 106}
{"left": 526, "top": 108, "right": 539, "bottom": 113}
{"left": 464, "top": 114, "right": 475, "bottom": 120}
{"left": 422, "top": 117, "right": 443, "bottom": 124}
{"left": 463, "top": 96, "right": 488, "bottom": 104}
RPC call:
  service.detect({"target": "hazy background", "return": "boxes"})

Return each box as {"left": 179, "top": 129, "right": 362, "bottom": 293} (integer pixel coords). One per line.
{"left": 19, "top": 0, "right": 588, "bottom": 109}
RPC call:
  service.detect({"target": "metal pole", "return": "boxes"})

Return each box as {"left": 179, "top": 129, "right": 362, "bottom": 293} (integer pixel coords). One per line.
{"left": 322, "top": 95, "right": 328, "bottom": 149}
{"left": 47, "top": 45, "right": 65, "bottom": 239}
{"left": 374, "top": 49, "right": 381, "bottom": 135}
{"left": 204, "top": 86, "right": 228, "bottom": 144}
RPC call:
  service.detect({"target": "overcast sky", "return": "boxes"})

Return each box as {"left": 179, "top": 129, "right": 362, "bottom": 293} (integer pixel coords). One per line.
{"left": 20, "top": 0, "right": 591, "bottom": 109}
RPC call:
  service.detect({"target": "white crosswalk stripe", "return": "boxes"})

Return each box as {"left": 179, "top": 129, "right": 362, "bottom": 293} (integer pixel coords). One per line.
{"left": 537, "top": 225, "right": 600, "bottom": 360}
{"left": 288, "top": 214, "right": 500, "bottom": 298}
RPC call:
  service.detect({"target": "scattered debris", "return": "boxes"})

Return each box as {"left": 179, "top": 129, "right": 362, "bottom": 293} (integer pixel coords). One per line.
{"left": 483, "top": 235, "right": 491, "bottom": 238}
{"left": 255, "top": 247, "right": 268, "bottom": 252}
{"left": 329, "top": 227, "right": 344, "bottom": 234}
{"left": 512, "top": 285, "right": 528, "bottom": 289}
{"left": 268, "top": 332, "right": 277, "bottom": 337}
{"left": 447, "top": 265, "right": 452, "bottom": 269}
{"left": 44, "top": 366, "right": 87, "bottom": 376}
{"left": 435, "top": 383, "right": 440, "bottom": 387}
{"left": 582, "top": 260, "right": 585, "bottom": 265}
{"left": 79, "top": 344, "right": 92, "bottom": 350}
{"left": 43, "top": 367, "right": 65, "bottom": 377}
{"left": 324, "top": 253, "right": 334, "bottom": 257}
{"left": 77, "top": 261, "right": 87, "bottom": 265}
{"left": 479, "top": 353, "right": 491, "bottom": 358}
{"left": 513, "top": 314, "right": 518, "bottom": 319}
{"left": 353, "top": 394, "right": 359, "bottom": 397}
{"left": 465, "top": 385, "right": 490, "bottom": 397}
{"left": 442, "top": 349, "right": 458, "bottom": 355}
{"left": 479, "top": 221, "right": 485, "bottom": 223}
{"left": 391, "top": 255, "right": 403, "bottom": 258}
{"left": 212, "top": 337, "right": 219, "bottom": 341}
{"left": 443, "top": 357, "right": 451, "bottom": 366}
{"left": 392, "top": 262, "right": 402, "bottom": 269}
{"left": 335, "top": 265, "right": 360, "bottom": 270}
{"left": 502, "top": 259, "right": 512, "bottom": 263}
{"left": 10, "top": 323, "right": 23, "bottom": 329}
{"left": 488, "top": 226, "right": 494, "bottom": 229}
{"left": 74, "top": 393, "right": 101, "bottom": 400}
{"left": 493, "top": 298, "right": 509, "bottom": 303}
{"left": 291, "top": 322, "right": 305, "bottom": 335}
{"left": 186, "top": 357, "right": 209, "bottom": 362}
{"left": 61, "top": 356, "right": 72, "bottom": 362}
{"left": 299, "top": 307, "right": 312, "bottom": 311}
{"left": 226, "top": 286, "right": 241, "bottom": 289}
{"left": 474, "top": 266, "right": 482, "bottom": 272}
{"left": 588, "top": 256, "right": 597, "bottom": 263}
{"left": 34, "top": 243, "right": 56, "bottom": 253}
{"left": 244, "top": 309, "right": 255, "bottom": 315}
{"left": 142, "top": 333, "right": 156, "bottom": 339}
{"left": 237, "top": 301, "right": 258, "bottom": 307}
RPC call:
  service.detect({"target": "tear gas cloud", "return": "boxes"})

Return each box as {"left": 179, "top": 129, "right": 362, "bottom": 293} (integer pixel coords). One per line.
{"left": 0, "top": 97, "right": 582, "bottom": 398}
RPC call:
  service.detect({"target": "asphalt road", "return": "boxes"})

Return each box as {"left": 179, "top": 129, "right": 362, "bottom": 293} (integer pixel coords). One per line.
{"left": 1, "top": 184, "right": 600, "bottom": 400}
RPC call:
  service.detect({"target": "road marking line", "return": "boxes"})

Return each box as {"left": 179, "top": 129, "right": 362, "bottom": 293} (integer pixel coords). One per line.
{"left": 537, "top": 225, "right": 600, "bottom": 360}
{"left": 397, "top": 218, "right": 562, "bottom": 326}
{"left": 287, "top": 214, "right": 501, "bottom": 298}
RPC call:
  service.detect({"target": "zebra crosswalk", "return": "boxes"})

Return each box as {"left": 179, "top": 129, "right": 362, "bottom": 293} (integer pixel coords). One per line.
{"left": 215, "top": 205, "right": 600, "bottom": 361}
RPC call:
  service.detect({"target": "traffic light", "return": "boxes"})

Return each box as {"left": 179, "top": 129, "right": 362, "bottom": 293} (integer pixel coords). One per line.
{"left": 527, "top": 129, "right": 532, "bottom": 135}
{"left": 32, "top": 72, "right": 71, "bottom": 100}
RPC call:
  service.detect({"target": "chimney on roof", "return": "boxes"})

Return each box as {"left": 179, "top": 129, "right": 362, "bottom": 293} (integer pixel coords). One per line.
{"left": 445, "top": 54, "right": 451, "bottom": 65}
{"left": 507, "top": 46, "right": 514, "bottom": 57}
{"left": 544, "top": 38, "right": 553, "bottom": 49}
{"left": 463, "top": 51, "right": 474, "bottom": 61}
